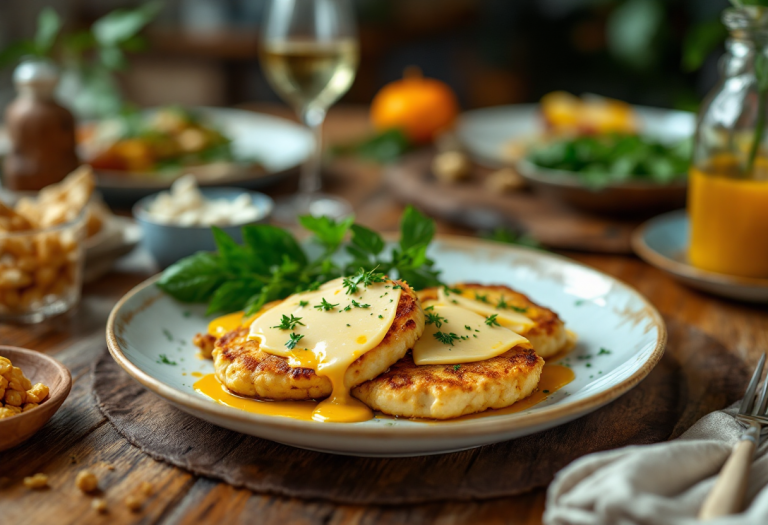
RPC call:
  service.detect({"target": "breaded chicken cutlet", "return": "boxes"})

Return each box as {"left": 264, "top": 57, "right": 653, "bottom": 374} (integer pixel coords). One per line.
{"left": 352, "top": 346, "right": 544, "bottom": 419}
{"left": 351, "top": 283, "right": 562, "bottom": 419}
{"left": 208, "top": 280, "right": 425, "bottom": 400}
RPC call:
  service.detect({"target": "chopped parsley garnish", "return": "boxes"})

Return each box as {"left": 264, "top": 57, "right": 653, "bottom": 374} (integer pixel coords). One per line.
{"left": 434, "top": 331, "right": 460, "bottom": 346}
{"left": 442, "top": 285, "right": 461, "bottom": 295}
{"left": 157, "top": 354, "right": 177, "bottom": 365}
{"left": 314, "top": 298, "right": 339, "bottom": 311}
{"left": 343, "top": 267, "right": 386, "bottom": 295}
{"left": 393, "top": 284, "right": 402, "bottom": 289}
{"left": 351, "top": 299, "right": 370, "bottom": 308}
{"left": 474, "top": 292, "right": 490, "bottom": 303}
{"left": 341, "top": 305, "right": 351, "bottom": 312}
{"left": 574, "top": 299, "right": 585, "bottom": 306}
{"left": 378, "top": 315, "right": 384, "bottom": 319}
{"left": 497, "top": 296, "right": 509, "bottom": 309}
{"left": 543, "top": 389, "right": 550, "bottom": 394}
{"left": 485, "top": 314, "right": 501, "bottom": 327}
{"left": 586, "top": 363, "right": 592, "bottom": 368}
{"left": 286, "top": 332, "right": 304, "bottom": 350}
{"left": 510, "top": 305, "right": 528, "bottom": 313}
{"left": 577, "top": 354, "right": 592, "bottom": 360}
{"left": 598, "top": 347, "right": 612, "bottom": 355}
{"left": 424, "top": 305, "right": 435, "bottom": 311}
{"left": 346, "top": 324, "right": 351, "bottom": 327}
{"left": 425, "top": 312, "right": 447, "bottom": 328}
{"left": 465, "top": 325, "right": 472, "bottom": 331}
{"left": 162, "top": 329, "right": 173, "bottom": 341}
{"left": 299, "top": 300, "right": 309, "bottom": 307}
{"left": 271, "top": 314, "right": 305, "bottom": 330}
{"left": 453, "top": 364, "right": 461, "bottom": 371}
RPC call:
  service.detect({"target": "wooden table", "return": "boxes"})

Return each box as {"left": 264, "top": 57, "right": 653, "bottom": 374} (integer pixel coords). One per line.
{"left": 1, "top": 106, "right": 765, "bottom": 524}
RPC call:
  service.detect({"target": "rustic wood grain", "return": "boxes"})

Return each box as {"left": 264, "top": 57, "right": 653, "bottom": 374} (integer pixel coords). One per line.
{"left": 0, "top": 106, "right": 765, "bottom": 524}
{"left": 90, "top": 317, "right": 745, "bottom": 505}
{"left": 385, "top": 150, "right": 642, "bottom": 253}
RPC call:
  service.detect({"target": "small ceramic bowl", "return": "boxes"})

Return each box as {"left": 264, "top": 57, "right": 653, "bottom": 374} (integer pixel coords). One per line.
{"left": 133, "top": 188, "right": 274, "bottom": 268}
{"left": 516, "top": 158, "right": 688, "bottom": 216}
{"left": 0, "top": 346, "right": 72, "bottom": 452}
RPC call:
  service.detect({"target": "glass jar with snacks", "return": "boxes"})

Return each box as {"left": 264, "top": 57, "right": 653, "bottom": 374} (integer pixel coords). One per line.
{"left": 0, "top": 167, "right": 94, "bottom": 323}
{"left": 689, "top": 7, "right": 768, "bottom": 278}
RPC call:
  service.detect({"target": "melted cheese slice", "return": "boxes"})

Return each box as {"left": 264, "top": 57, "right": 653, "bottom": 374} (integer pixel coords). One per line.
{"left": 248, "top": 280, "right": 401, "bottom": 423}
{"left": 438, "top": 287, "right": 535, "bottom": 333}
{"left": 413, "top": 304, "right": 529, "bottom": 365}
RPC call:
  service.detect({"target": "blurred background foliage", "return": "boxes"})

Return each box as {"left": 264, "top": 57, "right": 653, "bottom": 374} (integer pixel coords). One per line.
{"left": 0, "top": 0, "right": 736, "bottom": 114}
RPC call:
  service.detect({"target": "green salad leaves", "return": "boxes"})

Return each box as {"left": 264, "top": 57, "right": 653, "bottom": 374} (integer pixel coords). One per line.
{"left": 157, "top": 206, "right": 442, "bottom": 316}
{"left": 527, "top": 133, "right": 692, "bottom": 188}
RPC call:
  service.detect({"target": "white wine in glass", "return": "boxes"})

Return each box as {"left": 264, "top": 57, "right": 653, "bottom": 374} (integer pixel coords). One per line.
{"left": 260, "top": 0, "right": 359, "bottom": 223}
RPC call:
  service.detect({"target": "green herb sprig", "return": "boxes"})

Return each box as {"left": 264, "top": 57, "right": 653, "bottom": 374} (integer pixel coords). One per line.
{"left": 271, "top": 314, "right": 304, "bottom": 331}
{"left": 286, "top": 333, "right": 304, "bottom": 350}
{"left": 434, "top": 331, "right": 461, "bottom": 346}
{"left": 315, "top": 298, "right": 339, "bottom": 312}
{"left": 157, "top": 206, "right": 442, "bottom": 316}
{"left": 425, "top": 312, "right": 447, "bottom": 328}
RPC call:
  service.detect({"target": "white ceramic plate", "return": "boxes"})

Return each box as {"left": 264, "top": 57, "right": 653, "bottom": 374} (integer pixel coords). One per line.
{"left": 89, "top": 107, "right": 313, "bottom": 202}
{"left": 456, "top": 104, "right": 695, "bottom": 168}
{"left": 633, "top": 210, "right": 768, "bottom": 302}
{"left": 106, "top": 236, "right": 666, "bottom": 457}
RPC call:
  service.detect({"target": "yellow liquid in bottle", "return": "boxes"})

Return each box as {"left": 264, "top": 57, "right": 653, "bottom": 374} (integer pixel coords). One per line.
{"left": 688, "top": 156, "right": 768, "bottom": 278}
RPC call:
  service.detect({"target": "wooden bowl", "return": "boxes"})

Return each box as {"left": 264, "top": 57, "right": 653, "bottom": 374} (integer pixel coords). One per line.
{"left": 0, "top": 346, "right": 72, "bottom": 452}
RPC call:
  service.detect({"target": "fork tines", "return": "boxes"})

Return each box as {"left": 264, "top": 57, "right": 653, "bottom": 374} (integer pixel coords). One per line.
{"left": 741, "top": 353, "right": 767, "bottom": 416}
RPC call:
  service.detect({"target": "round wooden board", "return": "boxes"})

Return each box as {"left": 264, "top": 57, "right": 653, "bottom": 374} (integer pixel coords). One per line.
{"left": 385, "top": 150, "right": 646, "bottom": 254}
{"left": 93, "top": 317, "right": 746, "bottom": 505}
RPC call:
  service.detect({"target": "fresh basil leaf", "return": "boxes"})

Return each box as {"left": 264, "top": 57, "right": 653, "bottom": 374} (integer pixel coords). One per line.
{"left": 350, "top": 224, "right": 385, "bottom": 256}
{"left": 35, "top": 7, "right": 61, "bottom": 55}
{"left": 92, "top": 1, "right": 162, "bottom": 46}
{"left": 398, "top": 266, "right": 442, "bottom": 290}
{"left": 299, "top": 215, "right": 354, "bottom": 253}
{"left": 242, "top": 224, "right": 307, "bottom": 269}
{"left": 157, "top": 252, "right": 226, "bottom": 302}
{"left": 399, "top": 205, "right": 435, "bottom": 251}
{"left": 206, "top": 280, "right": 262, "bottom": 315}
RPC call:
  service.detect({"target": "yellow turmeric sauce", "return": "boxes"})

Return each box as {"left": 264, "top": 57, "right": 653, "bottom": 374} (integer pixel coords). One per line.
{"left": 192, "top": 364, "right": 574, "bottom": 423}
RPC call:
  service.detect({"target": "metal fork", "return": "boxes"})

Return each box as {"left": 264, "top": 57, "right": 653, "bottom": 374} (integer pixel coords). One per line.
{"left": 699, "top": 353, "right": 768, "bottom": 520}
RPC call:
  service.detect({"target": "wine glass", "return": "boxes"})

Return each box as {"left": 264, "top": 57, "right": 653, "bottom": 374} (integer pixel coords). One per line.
{"left": 259, "top": 0, "right": 359, "bottom": 223}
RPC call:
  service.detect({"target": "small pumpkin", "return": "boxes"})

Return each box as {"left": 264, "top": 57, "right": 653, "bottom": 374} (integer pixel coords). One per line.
{"left": 370, "top": 67, "right": 459, "bottom": 144}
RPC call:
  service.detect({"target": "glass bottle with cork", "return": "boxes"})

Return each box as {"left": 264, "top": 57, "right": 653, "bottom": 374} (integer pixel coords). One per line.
{"left": 3, "top": 58, "right": 79, "bottom": 192}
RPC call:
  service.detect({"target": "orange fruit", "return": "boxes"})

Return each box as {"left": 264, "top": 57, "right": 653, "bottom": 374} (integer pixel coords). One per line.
{"left": 370, "top": 67, "right": 459, "bottom": 144}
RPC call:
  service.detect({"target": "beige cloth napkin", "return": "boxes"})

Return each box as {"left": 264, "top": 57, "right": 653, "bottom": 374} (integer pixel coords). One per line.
{"left": 544, "top": 406, "right": 768, "bottom": 525}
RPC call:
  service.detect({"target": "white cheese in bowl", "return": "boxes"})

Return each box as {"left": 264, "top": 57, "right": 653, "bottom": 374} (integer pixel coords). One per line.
{"left": 145, "top": 175, "right": 265, "bottom": 226}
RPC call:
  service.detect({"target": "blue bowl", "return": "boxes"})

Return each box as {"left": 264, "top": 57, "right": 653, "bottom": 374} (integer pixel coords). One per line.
{"left": 133, "top": 188, "right": 274, "bottom": 268}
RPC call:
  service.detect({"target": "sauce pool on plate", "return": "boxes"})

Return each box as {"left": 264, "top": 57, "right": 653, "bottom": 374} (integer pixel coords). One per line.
{"left": 192, "top": 364, "right": 574, "bottom": 423}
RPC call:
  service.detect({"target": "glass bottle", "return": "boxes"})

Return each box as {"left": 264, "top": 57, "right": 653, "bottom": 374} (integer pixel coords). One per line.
{"left": 689, "top": 7, "right": 768, "bottom": 278}
{"left": 3, "top": 58, "right": 79, "bottom": 192}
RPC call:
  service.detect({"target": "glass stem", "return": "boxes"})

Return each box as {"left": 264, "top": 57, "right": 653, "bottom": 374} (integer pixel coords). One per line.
{"left": 300, "top": 107, "right": 326, "bottom": 195}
